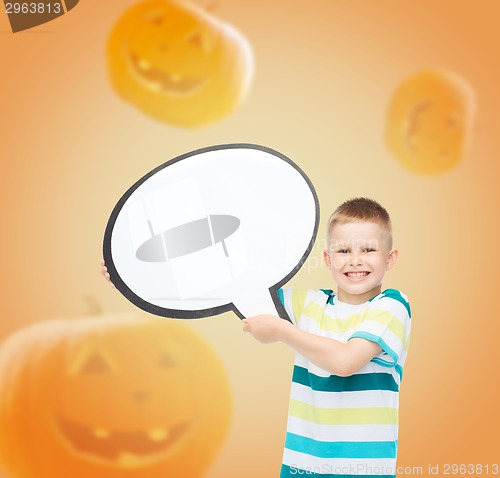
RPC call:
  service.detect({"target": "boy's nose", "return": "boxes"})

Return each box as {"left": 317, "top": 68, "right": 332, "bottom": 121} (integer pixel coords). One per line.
{"left": 350, "top": 253, "right": 363, "bottom": 266}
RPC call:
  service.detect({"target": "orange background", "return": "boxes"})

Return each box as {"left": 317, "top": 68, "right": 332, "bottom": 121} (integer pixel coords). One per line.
{"left": 1, "top": 1, "right": 499, "bottom": 477}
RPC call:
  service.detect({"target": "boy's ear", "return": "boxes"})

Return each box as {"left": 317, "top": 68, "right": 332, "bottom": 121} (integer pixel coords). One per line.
{"left": 386, "top": 248, "right": 398, "bottom": 271}
{"left": 323, "top": 250, "right": 332, "bottom": 269}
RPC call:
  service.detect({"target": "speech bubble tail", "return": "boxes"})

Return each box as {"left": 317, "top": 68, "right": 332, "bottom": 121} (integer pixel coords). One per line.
{"left": 233, "top": 292, "right": 282, "bottom": 319}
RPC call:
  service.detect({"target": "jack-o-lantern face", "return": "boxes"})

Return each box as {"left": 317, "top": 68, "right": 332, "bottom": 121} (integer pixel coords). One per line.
{"left": 107, "top": 0, "right": 254, "bottom": 127}
{"left": 385, "top": 69, "right": 476, "bottom": 175}
{"left": 0, "top": 316, "right": 231, "bottom": 478}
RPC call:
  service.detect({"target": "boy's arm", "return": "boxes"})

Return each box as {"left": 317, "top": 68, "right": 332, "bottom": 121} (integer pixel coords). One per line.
{"left": 242, "top": 315, "right": 381, "bottom": 377}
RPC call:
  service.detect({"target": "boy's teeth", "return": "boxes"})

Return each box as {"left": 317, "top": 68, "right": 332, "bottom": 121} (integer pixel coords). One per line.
{"left": 346, "top": 272, "right": 368, "bottom": 277}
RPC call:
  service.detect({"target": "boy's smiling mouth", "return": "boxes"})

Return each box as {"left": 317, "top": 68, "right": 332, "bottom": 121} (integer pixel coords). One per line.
{"left": 344, "top": 271, "right": 371, "bottom": 281}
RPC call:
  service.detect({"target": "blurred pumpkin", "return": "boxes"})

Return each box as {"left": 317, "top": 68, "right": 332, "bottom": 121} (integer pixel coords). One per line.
{"left": 0, "top": 315, "right": 232, "bottom": 478}
{"left": 107, "top": 0, "right": 254, "bottom": 127}
{"left": 385, "top": 69, "right": 476, "bottom": 175}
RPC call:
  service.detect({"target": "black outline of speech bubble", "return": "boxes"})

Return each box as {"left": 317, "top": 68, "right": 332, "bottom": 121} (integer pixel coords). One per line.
{"left": 103, "top": 143, "right": 320, "bottom": 321}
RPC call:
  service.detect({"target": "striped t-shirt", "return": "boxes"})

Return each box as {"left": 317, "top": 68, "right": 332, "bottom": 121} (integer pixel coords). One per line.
{"left": 278, "top": 288, "right": 411, "bottom": 478}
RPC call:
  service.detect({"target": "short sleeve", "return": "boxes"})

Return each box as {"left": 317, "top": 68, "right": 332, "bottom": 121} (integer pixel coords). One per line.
{"left": 277, "top": 288, "right": 309, "bottom": 326}
{"left": 349, "top": 289, "right": 411, "bottom": 369}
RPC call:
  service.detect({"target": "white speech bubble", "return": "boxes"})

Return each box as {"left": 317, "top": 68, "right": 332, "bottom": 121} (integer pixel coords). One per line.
{"left": 103, "top": 144, "right": 319, "bottom": 320}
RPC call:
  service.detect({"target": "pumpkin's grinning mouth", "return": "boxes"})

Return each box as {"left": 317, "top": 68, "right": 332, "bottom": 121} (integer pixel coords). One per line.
{"left": 128, "top": 50, "right": 208, "bottom": 96}
{"left": 56, "top": 415, "right": 189, "bottom": 462}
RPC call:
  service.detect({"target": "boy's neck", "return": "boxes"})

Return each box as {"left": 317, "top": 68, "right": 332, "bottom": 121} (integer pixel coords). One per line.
{"left": 337, "top": 285, "right": 382, "bottom": 304}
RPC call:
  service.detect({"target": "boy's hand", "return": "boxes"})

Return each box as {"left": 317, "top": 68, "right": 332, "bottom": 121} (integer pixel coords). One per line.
{"left": 242, "top": 315, "right": 288, "bottom": 344}
{"left": 100, "top": 259, "right": 116, "bottom": 288}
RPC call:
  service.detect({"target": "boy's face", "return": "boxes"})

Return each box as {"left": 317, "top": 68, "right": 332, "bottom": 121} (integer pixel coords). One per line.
{"left": 324, "top": 221, "right": 398, "bottom": 304}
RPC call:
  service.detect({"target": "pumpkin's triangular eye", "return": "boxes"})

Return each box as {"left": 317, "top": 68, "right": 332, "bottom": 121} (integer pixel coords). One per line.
{"left": 146, "top": 10, "right": 165, "bottom": 27}
{"left": 186, "top": 30, "right": 211, "bottom": 52}
{"left": 159, "top": 353, "right": 177, "bottom": 368}
{"left": 80, "top": 352, "right": 112, "bottom": 374}
{"left": 446, "top": 113, "right": 461, "bottom": 129}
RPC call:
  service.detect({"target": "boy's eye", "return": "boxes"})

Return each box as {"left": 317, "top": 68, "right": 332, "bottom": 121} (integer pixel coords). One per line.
{"left": 363, "top": 248, "right": 376, "bottom": 253}
{"left": 337, "top": 249, "right": 349, "bottom": 254}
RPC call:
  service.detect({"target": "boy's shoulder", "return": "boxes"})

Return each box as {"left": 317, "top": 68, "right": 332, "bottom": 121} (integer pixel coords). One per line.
{"left": 278, "top": 287, "right": 411, "bottom": 317}
{"left": 297, "top": 288, "right": 410, "bottom": 316}
{"left": 282, "top": 287, "right": 336, "bottom": 299}
{"left": 285, "top": 288, "right": 409, "bottom": 304}
{"left": 279, "top": 288, "right": 333, "bottom": 306}
{"left": 372, "top": 289, "right": 411, "bottom": 317}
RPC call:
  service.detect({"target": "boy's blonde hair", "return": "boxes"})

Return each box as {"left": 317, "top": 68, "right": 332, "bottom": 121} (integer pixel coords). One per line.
{"left": 326, "top": 197, "right": 393, "bottom": 250}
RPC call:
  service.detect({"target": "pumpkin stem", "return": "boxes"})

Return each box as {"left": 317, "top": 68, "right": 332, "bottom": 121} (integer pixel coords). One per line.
{"left": 83, "top": 295, "right": 103, "bottom": 315}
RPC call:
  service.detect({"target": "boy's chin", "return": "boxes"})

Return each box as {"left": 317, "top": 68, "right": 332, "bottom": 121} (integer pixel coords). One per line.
{"left": 338, "top": 283, "right": 382, "bottom": 301}
{"left": 340, "top": 280, "right": 374, "bottom": 293}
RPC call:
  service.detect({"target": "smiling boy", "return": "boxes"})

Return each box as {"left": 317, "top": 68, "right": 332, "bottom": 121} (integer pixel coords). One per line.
{"left": 243, "top": 198, "right": 411, "bottom": 478}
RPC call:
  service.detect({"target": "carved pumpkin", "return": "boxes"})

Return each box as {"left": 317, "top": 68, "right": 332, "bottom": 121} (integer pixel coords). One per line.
{"left": 107, "top": 0, "right": 254, "bottom": 127}
{"left": 0, "top": 315, "right": 231, "bottom": 478}
{"left": 385, "top": 69, "right": 476, "bottom": 175}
